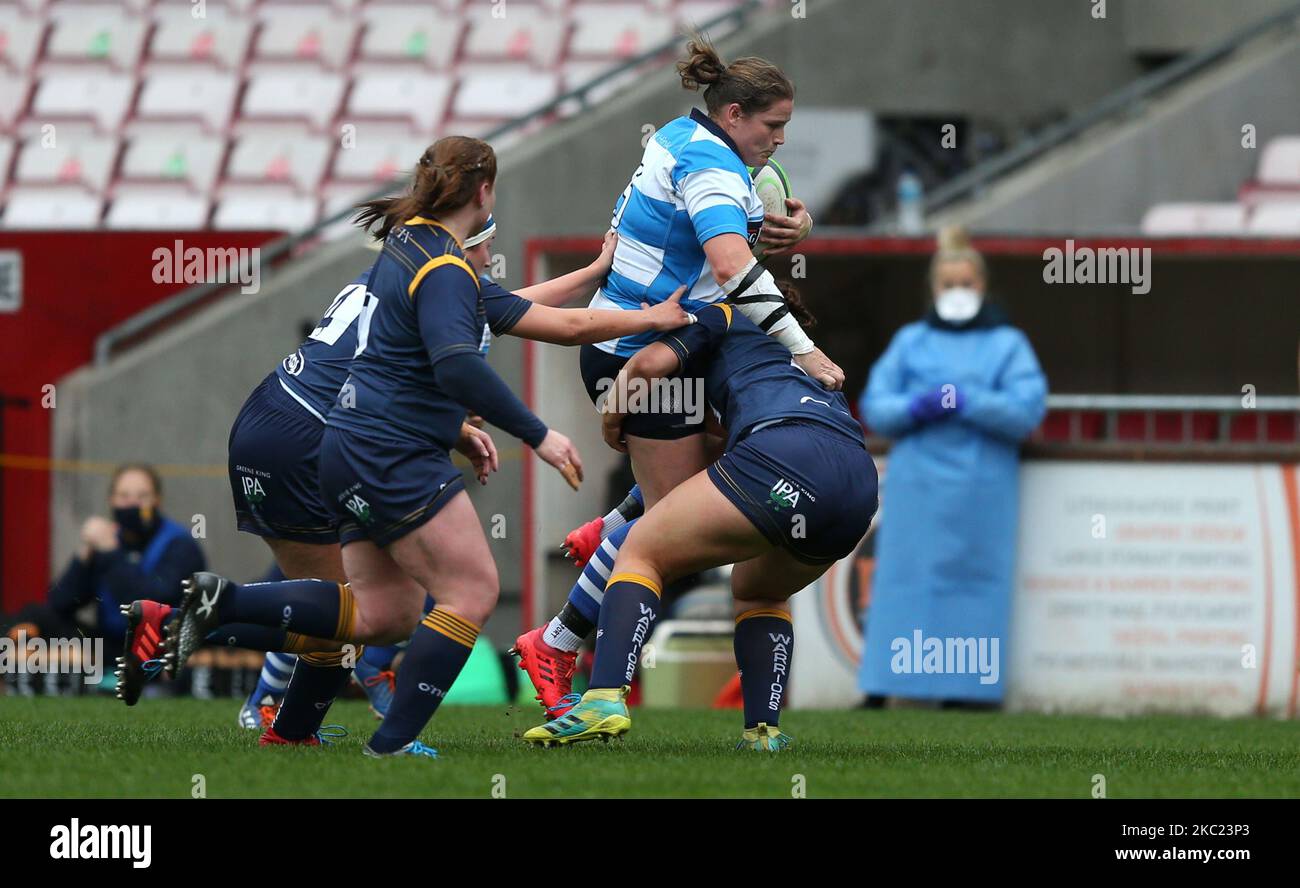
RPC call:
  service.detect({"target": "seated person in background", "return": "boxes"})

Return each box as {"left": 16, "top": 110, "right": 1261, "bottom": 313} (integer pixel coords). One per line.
{"left": 43, "top": 464, "right": 205, "bottom": 667}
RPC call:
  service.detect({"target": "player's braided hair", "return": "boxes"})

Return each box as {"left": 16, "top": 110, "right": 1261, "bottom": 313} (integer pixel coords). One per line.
{"left": 677, "top": 32, "right": 794, "bottom": 115}
{"left": 354, "top": 136, "right": 497, "bottom": 241}
{"left": 775, "top": 279, "right": 817, "bottom": 331}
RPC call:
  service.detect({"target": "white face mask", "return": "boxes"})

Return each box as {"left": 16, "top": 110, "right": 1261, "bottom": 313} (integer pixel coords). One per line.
{"left": 934, "top": 286, "right": 982, "bottom": 322}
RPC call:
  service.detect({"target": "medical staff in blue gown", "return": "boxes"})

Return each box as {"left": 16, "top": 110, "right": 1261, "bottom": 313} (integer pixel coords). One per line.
{"left": 858, "top": 228, "right": 1047, "bottom": 704}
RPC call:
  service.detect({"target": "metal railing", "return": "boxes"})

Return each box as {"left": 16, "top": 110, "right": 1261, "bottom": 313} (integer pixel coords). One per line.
{"left": 93, "top": 0, "right": 767, "bottom": 366}
{"left": 870, "top": 1, "right": 1300, "bottom": 232}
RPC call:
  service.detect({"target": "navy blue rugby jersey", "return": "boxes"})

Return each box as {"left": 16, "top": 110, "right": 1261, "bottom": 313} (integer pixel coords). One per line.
{"left": 274, "top": 262, "right": 532, "bottom": 424}
{"left": 326, "top": 218, "right": 536, "bottom": 450}
{"left": 660, "top": 303, "right": 863, "bottom": 451}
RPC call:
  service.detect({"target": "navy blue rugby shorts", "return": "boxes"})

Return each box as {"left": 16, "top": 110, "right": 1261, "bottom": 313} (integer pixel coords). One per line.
{"left": 707, "top": 419, "right": 879, "bottom": 565}
{"left": 228, "top": 374, "right": 338, "bottom": 545}
{"left": 317, "top": 425, "right": 465, "bottom": 548}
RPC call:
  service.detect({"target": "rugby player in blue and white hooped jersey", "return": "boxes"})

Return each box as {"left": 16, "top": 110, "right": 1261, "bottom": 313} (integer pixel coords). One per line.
{"left": 512, "top": 34, "right": 845, "bottom": 713}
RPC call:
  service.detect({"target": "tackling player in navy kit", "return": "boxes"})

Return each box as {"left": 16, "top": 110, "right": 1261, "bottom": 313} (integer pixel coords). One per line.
{"left": 524, "top": 292, "right": 878, "bottom": 750}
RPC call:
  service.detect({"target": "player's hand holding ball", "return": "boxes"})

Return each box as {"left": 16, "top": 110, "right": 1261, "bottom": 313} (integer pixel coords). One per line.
{"left": 536, "top": 429, "right": 584, "bottom": 491}
{"left": 759, "top": 196, "right": 813, "bottom": 257}
{"left": 640, "top": 284, "right": 692, "bottom": 332}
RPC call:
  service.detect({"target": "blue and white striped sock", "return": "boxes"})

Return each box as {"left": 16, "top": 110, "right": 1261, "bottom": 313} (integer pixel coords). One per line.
{"left": 546, "top": 520, "right": 634, "bottom": 652}
{"left": 252, "top": 652, "right": 296, "bottom": 704}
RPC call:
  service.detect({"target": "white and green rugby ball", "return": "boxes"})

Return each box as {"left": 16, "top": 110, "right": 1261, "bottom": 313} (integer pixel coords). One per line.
{"left": 748, "top": 158, "right": 792, "bottom": 258}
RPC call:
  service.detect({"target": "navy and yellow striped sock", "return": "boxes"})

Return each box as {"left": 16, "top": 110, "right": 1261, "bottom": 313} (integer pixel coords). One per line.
{"left": 734, "top": 608, "right": 793, "bottom": 729}
{"left": 215, "top": 579, "right": 356, "bottom": 642}
{"left": 588, "top": 573, "right": 661, "bottom": 690}
{"left": 270, "top": 650, "right": 355, "bottom": 741}
{"left": 367, "top": 607, "right": 479, "bottom": 754}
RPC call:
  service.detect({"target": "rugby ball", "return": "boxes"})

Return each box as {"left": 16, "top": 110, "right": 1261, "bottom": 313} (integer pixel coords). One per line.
{"left": 748, "top": 158, "right": 792, "bottom": 258}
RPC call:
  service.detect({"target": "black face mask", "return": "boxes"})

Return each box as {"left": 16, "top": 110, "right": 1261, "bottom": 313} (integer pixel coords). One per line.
{"left": 113, "top": 506, "right": 159, "bottom": 548}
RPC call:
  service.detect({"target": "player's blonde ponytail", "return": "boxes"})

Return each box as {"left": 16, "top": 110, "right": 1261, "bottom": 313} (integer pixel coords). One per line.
{"left": 929, "top": 225, "right": 986, "bottom": 287}
{"left": 677, "top": 32, "right": 794, "bottom": 115}
{"left": 354, "top": 136, "right": 497, "bottom": 241}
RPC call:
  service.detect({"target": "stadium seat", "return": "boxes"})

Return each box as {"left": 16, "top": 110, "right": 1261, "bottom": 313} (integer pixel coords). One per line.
{"left": 0, "top": 12, "right": 46, "bottom": 70}
{"left": 452, "top": 67, "right": 560, "bottom": 121}
{"left": 105, "top": 187, "right": 212, "bottom": 229}
{"left": 463, "top": 7, "right": 566, "bottom": 67}
{"left": 330, "top": 134, "right": 428, "bottom": 181}
{"left": 1246, "top": 201, "right": 1300, "bottom": 235}
{"left": 569, "top": 4, "right": 674, "bottom": 59}
{"left": 227, "top": 134, "right": 333, "bottom": 192}
{"left": 120, "top": 134, "right": 226, "bottom": 191}
{"left": 358, "top": 7, "right": 461, "bottom": 67}
{"left": 13, "top": 135, "right": 118, "bottom": 191}
{"left": 1256, "top": 136, "right": 1300, "bottom": 185}
{"left": 136, "top": 70, "right": 240, "bottom": 131}
{"left": 149, "top": 14, "right": 254, "bottom": 68}
{"left": 31, "top": 72, "right": 135, "bottom": 130}
{"left": 1139, "top": 202, "right": 1246, "bottom": 235}
{"left": 47, "top": 13, "right": 147, "bottom": 68}
{"left": 252, "top": 12, "right": 357, "bottom": 68}
{"left": 242, "top": 72, "right": 345, "bottom": 129}
{"left": 676, "top": 1, "right": 746, "bottom": 30}
{"left": 213, "top": 187, "right": 319, "bottom": 230}
{"left": 346, "top": 72, "right": 452, "bottom": 132}
{"left": 1, "top": 187, "right": 103, "bottom": 228}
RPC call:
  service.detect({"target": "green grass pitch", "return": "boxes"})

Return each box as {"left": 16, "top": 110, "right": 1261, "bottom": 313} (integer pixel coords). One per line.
{"left": 2, "top": 697, "right": 1299, "bottom": 798}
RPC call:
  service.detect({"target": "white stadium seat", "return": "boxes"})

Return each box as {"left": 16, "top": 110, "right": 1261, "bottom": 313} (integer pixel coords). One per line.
{"left": 149, "top": 15, "right": 254, "bottom": 68}
{"left": 463, "top": 7, "right": 566, "bottom": 67}
{"left": 136, "top": 70, "right": 240, "bottom": 130}
{"left": 105, "top": 187, "right": 212, "bottom": 229}
{"left": 242, "top": 72, "right": 345, "bottom": 129}
{"left": 14, "top": 135, "right": 118, "bottom": 190}
{"left": 213, "top": 187, "right": 319, "bottom": 230}
{"left": 346, "top": 72, "right": 451, "bottom": 132}
{"left": 331, "top": 135, "right": 428, "bottom": 181}
{"left": 47, "top": 14, "right": 146, "bottom": 67}
{"left": 253, "top": 13, "right": 357, "bottom": 68}
{"left": 2, "top": 187, "right": 103, "bottom": 228}
{"left": 0, "top": 13, "right": 46, "bottom": 70}
{"left": 1256, "top": 136, "right": 1300, "bottom": 186}
{"left": 1246, "top": 202, "right": 1300, "bottom": 236}
{"left": 569, "top": 4, "right": 673, "bottom": 59}
{"left": 120, "top": 134, "right": 226, "bottom": 191}
{"left": 227, "top": 134, "right": 333, "bottom": 191}
{"left": 1139, "top": 202, "right": 1247, "bottom": 235}
{"left": 452, "top": 67, "right": 559, "bottom": 120}
{"left": 31, "top": 72, "right": 135, "bottom": 130}
{"left": 358, "top": 8, "right": 462, "bottom": 68}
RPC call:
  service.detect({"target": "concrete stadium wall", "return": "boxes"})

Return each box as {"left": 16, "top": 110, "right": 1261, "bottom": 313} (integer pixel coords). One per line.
{"left": 933, "top": 27, "right": 1300, "bottom": 233}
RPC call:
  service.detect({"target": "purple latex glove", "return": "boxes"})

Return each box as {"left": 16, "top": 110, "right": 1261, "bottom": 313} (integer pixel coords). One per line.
{"left": 908, "top": 385, "right": 963, "bottom": 424}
